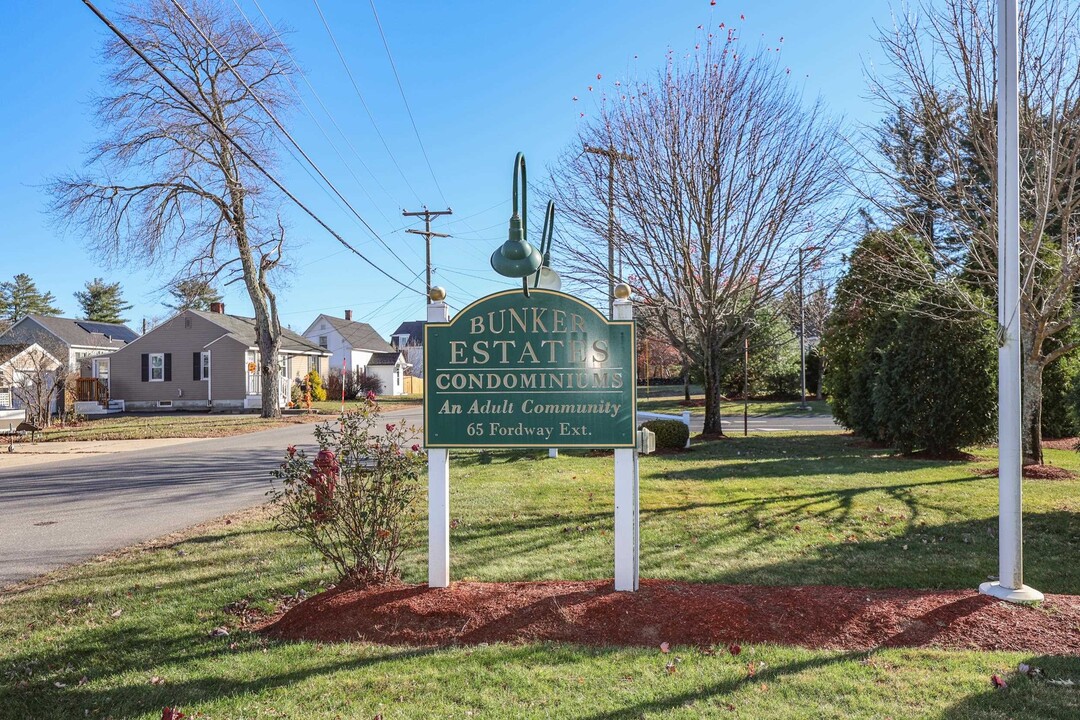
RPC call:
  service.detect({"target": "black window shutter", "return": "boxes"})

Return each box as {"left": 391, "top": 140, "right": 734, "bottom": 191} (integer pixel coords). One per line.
{"left": 164, "top": 353, "right": 172, "bottom": 381}
{"left": 141, "top": 354, "right": 149, "bottom": 382}
{"left": 193, "top": 352, "right": 201, "bottom": 381}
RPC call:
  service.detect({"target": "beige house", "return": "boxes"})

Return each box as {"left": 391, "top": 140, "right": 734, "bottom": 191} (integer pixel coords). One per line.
{"left": 106, "top": 304, "right": 330, "bottom": 411}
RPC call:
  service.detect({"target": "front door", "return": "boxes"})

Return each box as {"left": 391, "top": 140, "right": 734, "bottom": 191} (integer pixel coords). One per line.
{"left": 279, "top": 356, "right": 289, "bottom": 408}
{"left": 93, "top": 358, "right": 110, "bottom": 399}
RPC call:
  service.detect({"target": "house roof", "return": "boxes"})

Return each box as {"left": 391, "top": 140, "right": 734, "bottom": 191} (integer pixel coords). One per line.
{"left": 0, "top": 344, "right": 30, "bottom": 364}
{"left": 368, "top": 351, "right": 404, "bottom": 366}
{"left": 316, "top": 315, "right": 396, "bottom": 352}
{"left": 191, "top": 311, "right": 329, "bottom": 354}
{"left": 391, "top": 320, "right": 424, "bottom": 346}
{"left": 23, "top": 315, "right": 138, "bottom": 349}
{"left": 0, "top": 343, "right": 61, "bottom": 369}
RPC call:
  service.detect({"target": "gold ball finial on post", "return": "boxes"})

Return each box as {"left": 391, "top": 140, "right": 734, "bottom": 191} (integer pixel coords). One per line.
{"left": 429, "top": 286, "right": 447, "bottom": 302}
{"left": 613, "top": 283, "right": 632, "bottom": 300}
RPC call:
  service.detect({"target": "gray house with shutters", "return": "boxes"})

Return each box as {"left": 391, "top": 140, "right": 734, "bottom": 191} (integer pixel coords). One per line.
{"left": 106, "top": 303, "right": 330, "bottom": 411}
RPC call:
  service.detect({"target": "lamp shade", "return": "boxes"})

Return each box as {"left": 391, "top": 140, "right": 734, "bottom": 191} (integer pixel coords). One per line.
{"left": 490, "top": 234, "right": 543, "bottom": 278}
{"left": 535, "top": 265, "right": 562, "bottom": 291}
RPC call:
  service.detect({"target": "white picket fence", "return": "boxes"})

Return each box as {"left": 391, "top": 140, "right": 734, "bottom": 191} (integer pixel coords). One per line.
{"left": 637, "top": 409, "right": 692, "bottom": 448}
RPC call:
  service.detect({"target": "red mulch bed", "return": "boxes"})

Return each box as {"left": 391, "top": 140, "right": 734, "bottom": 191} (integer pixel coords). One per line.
{"left": 1042, "top": 437, "right": 1079, "bottom": 450}
{"left": 259, "top": 580, "right": 1080, "bottom": 655}
{"left": 976, "top": 465, "right": 1077, "bottom": 480}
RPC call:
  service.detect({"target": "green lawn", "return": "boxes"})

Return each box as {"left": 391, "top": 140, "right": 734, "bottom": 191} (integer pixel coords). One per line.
{"left": 637, "top": 386, "right": 830, "bottom": 417}
{"left": 3, "top": 433, "right": 1078, "bottom": 718}
{"left": 36, "top": 413, "right": 312, "bottom": 442}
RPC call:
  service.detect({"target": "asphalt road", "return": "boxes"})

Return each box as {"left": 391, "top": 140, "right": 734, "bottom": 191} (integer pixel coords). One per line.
{"left": 0, "top": 406, "right": 836, "bottom": 589}
{"left": 701, "top": 411, "right": 840, "bottom": 434}
{"left": 0, "top": 407, "right": 423, "bottom": 589}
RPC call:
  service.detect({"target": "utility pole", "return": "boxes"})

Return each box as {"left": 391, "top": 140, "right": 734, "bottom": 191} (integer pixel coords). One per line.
{"left": 798, "top": 245, "right": 822, "bottom": 411}
{"left": 402, "top": 207, "right": 453, "bottom": 296}
{"left": 584, "top": 145, "right": 634, "bottom": 318}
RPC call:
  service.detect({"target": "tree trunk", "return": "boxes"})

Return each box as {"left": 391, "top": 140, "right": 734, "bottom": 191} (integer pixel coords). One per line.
{"left": 1020, "top": 346, "right": 1044, "bottom": 466}
{"left": 815, "top": 359, "right": 825, "bottom": 401}
{"left": 683, "top": 365, "right": 691, "bottom": 402}
{"left": 258, "top": 333, "right": 282, "bottom": 419}
{"left": 701, "top": 345, "right": 725, "bottom": 435}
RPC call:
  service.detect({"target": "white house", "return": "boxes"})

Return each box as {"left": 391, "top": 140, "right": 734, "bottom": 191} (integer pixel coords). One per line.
{"left": 302, "top": 310, "right": 409, "bottom": 396}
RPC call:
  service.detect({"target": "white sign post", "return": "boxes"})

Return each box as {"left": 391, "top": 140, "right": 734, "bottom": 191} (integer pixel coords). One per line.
{"left": 427, "top": 298, "right": 451, "bottom": 589}
{"left": 613, "top": 296, "right": 640, "bottom": 591}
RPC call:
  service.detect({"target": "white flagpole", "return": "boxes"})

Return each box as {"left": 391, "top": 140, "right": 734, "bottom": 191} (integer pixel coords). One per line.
{"left": 980, "top": 0, "right": 1043, "bottom": 603}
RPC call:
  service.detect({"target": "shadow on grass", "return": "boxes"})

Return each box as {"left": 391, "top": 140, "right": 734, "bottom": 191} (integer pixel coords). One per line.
{"left": 577, "top": 651, "right": 863, "bottom": 720}
{"left": 1, "top": 621, "right": 435, "bottom": 720}
{"left": 640, "top": 510, "right": 1080, "bottom": 593}
{"left": 940, "top": 654, "right": 1080, "bottom": 720}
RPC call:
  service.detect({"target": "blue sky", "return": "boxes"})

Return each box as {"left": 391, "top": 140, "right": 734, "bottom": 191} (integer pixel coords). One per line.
{"left": 0, "top": 0, "right": 890, "bottom": 336}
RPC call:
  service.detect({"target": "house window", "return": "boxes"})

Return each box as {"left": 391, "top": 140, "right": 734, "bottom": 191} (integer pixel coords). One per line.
{"left": 318, "top": 336, "right": 328, "bottom": 349}
{"left": 308, "top": 356, "right": 317, "bottom": 372}
{"left": 149, "top": 353, "right": 165, "bottom": 381}
{"left": 201, "top": 352, "right": 210, "bottom": 380}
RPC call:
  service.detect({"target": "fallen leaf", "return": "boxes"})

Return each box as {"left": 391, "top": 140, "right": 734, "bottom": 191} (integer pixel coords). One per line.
{"left": 209, "top": 627, "right": 230, "bottom": 638}
{"left": 665, "top": 661, "right": 677, "bottom": 674}
{"left": 53, "top": 681, "right": 66, "bottom": 688}
{"left": 660, "top": 642, "right": 670, "bottom": 654}
{"left": 78, "top": 676, "right": 89, "bottom": 686}
{"left": 110, "top": 609, "right": 123, "bottom": 618}
{"left": 150, "top": 676, "right": 165, "bottom": 686}
{"left": 728, "top": 643, "right": 742, "bottom": 656}
{"left": 991, "top": 674, "right": 1007, "bottom": 689}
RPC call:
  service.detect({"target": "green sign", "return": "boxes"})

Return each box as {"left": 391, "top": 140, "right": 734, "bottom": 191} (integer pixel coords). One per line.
{"left": 424, "top": 289, "right": 636, "bottom": 448}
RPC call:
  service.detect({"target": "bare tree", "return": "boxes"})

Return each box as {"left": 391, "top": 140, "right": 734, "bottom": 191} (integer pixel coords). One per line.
{"left": 859, "top": 0, "right": 1080, "bottom": 463}
{"left": 50, "top": 0, "right": 293, "bottom": 417}
{"left": 552, "top": 36, "right": 849, "bottom": 433}
{"left": 9, "top": 350, "right": 69, "bottom": 428}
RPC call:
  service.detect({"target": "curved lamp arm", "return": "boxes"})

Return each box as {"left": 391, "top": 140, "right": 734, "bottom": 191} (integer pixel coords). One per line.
{"left": 534, "top": 200, "right": 555, "bottom": 289}
{"left": 511, "top": 151, "right": 527, "bottom": 243}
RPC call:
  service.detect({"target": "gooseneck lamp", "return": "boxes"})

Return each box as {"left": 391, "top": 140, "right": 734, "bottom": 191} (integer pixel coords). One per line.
{"left": 533, "top": 200, "right": 562, "bottom": 291}
{"left": 490, "top": 153, "right": 544, "bottom": 296}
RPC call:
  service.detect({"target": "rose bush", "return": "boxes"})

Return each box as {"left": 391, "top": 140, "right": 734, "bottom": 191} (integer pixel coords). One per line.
{"left": 270, "top": 398, "right": 425, "bottom": 584}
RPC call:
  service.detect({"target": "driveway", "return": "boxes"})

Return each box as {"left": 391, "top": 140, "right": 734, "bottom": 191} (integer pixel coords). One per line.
{"left": 0, "top": 407, "right": 422, "bottom": 589}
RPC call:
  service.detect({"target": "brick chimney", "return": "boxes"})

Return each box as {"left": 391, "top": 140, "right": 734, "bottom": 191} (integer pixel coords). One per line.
{"left": 210, "top": 302, "right": 225, "bottom": 314}
{"left": 345, "top": 309, "right": 353, "bottom": 321}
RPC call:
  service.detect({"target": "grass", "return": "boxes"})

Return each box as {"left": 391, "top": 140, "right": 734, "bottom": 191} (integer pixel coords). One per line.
{"left": 637, "top": 385, "right": 830, "bottom": 417}
{"left": 36, "top": 413, "right": 315, "bottom": 442}
{"left": 3, "top": 433, "right": 1079, "bottom": 718}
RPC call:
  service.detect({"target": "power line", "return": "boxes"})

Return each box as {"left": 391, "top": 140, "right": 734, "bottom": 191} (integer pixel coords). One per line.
{"left": 229, "top": 0, "right": 394, "bottom": 226}
{"left": 311, "top": 0, "right": 423, "bottom": 204}
{"left": 241, "top": 0, "right": 402, "bottom": 211}
{"left": 367, "top": 0, "right": 447, "bottom": 205}
{"left": 168, "top": 0, "right": 427, "bottom": 289}
{"left": 79, "top": 0, "right": 424, "bottom": 298}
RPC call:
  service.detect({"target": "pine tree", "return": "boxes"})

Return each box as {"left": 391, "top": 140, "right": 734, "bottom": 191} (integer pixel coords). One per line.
{"left": 164, "top": 278, "right": 223, "bottom": 312}
{"left": 74, "top": 278, "right": 133, "bottom": 324}
{"left": 0, "top": 273, "right": 63, "bottom": 323}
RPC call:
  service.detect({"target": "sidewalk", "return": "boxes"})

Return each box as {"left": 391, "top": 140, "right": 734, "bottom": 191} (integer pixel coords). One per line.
{"left": 0, "top": 437, "right": 202, "bottom": 469}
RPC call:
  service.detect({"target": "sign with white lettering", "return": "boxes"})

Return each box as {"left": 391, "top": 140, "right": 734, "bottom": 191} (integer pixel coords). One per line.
{"left": 424, "top": 289, "right": 636, "bottom": 448}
